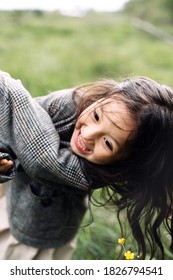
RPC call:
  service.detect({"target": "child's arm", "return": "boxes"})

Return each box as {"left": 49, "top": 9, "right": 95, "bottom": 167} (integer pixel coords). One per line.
{"left": 0, "top": 71, "right": 88, "bottom": 191}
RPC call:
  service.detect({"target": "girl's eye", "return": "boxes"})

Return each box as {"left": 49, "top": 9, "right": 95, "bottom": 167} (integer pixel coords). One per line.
{"left": 94, "top": 110, "right": 99, "bottom": 122}
{"left": 104, "top": 138, "right": 113, "bottom": 151}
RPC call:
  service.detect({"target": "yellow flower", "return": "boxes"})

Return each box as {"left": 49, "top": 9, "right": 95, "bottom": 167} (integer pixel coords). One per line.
{"left": 118, "top": 238, "right": 126, "bottom": 245}
{"left": 124, "top": 250, "right": 135, "bottom": 260}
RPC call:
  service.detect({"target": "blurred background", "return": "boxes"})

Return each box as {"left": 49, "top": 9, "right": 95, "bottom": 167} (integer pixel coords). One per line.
{"left": 0, "top": 0, "right": 173, "bottom": 259}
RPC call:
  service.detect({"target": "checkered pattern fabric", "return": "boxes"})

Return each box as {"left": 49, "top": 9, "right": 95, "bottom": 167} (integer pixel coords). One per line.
{"left": 0, "top": 71, "right": 89, "bottom": 191}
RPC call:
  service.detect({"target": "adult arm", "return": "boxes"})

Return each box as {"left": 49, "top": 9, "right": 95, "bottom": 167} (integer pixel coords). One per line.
{"left": 0, "top": 71, "right": 88, "bottom": 190}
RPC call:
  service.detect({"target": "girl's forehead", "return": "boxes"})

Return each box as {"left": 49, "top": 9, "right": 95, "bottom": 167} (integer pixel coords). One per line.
{"left": 96, "top": 98, "right": 128, "bottom": 115}
{"left": 97, "top": 98, "right": 136, "bottom": 131}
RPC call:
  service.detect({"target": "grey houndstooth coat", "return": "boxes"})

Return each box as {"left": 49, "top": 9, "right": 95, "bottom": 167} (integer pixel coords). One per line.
{"left": 0, "top": 71, "right": 90, "bottom": 248}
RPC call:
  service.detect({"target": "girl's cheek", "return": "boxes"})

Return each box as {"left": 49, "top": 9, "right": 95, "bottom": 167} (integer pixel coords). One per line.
{"left": 75, "top": 119, "right": 81, "bottom": 130}
{"left": 76, "top": 114, "right": 86, "bottom": 130}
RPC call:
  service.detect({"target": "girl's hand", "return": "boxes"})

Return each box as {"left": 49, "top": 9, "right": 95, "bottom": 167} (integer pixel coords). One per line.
{"left": 0, "top": 159, "right": 14, "bottom": 173}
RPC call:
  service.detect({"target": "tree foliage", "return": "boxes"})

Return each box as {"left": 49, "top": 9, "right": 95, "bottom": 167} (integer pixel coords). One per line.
{"left": 124, "top": 0, "right": 173, "bottom": 24}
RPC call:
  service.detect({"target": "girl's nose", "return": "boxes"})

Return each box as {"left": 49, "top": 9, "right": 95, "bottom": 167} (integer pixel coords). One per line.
{"left": 83, "top": 125, "right": 102, "bottom": 142}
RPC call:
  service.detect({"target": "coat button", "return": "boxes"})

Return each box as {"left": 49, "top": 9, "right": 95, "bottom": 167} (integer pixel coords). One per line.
{"left": 41, "top": 197, "right": 52, "bottom": 207}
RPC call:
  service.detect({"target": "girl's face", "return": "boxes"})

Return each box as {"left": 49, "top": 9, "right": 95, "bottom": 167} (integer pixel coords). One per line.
{"left": 70, "top": 98, "right": 136, "bottom": 165}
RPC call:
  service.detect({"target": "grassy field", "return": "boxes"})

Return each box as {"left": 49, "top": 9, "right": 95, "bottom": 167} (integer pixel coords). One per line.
{"left": 0, "top": 11, "right": 173, "bottom": 260}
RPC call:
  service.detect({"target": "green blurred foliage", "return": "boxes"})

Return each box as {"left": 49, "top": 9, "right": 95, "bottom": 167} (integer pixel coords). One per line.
{"left": 124, "top": 0, "right": 173, "bottom": 25}
{"left": 0, "top": 9, "right": 173, "bottom": 259}
{"left": 0, "top": 10, "right": 173, "bottom": 99}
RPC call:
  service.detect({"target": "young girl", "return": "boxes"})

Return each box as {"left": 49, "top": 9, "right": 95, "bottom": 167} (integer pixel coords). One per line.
{"left": 0, "top": 70, "right": 173, "bottom": 260}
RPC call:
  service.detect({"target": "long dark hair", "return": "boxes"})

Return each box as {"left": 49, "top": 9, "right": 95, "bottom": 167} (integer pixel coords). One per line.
{"left": 74, "top": 77, "right": 173, "bottom": 259}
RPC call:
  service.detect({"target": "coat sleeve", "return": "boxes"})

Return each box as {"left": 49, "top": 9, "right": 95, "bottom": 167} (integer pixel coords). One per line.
{"left": 0, "top": 71, "right": 89, "bottom": 191}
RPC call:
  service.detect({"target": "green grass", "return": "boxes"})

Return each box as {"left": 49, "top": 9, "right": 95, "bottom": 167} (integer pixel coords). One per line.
{"left": 0, "top": 10, "right": 173, "bottom": 259}
{"left": 0, "top": 11, "right": 173, "bottom": 95}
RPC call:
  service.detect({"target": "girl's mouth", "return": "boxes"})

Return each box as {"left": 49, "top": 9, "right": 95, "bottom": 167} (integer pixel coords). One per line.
{"left": 75, "top": 134, "right": 91, "bottom": 154}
